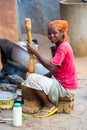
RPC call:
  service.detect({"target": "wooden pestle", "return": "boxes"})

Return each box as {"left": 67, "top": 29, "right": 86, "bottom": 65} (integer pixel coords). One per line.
{"left": 25, "top": 18, "right": 35, "bottom": 79}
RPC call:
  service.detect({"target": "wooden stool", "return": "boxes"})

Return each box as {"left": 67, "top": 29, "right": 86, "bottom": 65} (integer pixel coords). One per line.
{"left": 57, "top": 95, "right": 74, "bottom": 114}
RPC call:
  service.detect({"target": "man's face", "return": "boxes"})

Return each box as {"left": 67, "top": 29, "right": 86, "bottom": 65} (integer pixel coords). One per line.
{"left": 48, "top": 27, "right": 63, "bottom": 44}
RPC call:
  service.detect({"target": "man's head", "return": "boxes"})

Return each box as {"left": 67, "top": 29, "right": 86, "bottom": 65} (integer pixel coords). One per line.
{"left": 48, "top": 20, "right": 70, "bottom": 44}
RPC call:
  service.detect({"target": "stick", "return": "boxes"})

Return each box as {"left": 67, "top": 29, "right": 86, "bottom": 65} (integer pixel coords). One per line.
{"left": 25, "top": 18, "right": 35, "bottom": 79}
{"left": 0, "top": 117, "right": 13, "bottom": 121}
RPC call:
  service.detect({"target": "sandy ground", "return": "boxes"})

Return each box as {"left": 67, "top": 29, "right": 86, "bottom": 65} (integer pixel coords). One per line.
{"left": 0, "top": 34, "right": 87, "bottom": 130}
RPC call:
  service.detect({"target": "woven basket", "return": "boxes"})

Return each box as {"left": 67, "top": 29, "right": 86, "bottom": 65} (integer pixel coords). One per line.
{"left": 0, "top": 92, "right": 17, "bottom": 110}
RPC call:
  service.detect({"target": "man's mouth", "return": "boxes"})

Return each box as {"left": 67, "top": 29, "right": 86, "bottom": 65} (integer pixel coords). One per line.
{"left": 50, "top": 38, "right": 56, "bottom": 43}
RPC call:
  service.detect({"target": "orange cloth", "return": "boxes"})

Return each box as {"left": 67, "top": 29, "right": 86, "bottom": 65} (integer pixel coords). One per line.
{"left": 48, "top": 20, "right": 70, "bottom": 43}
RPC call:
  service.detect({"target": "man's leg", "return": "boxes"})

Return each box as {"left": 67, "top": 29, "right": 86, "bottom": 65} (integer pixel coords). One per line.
{"left": 26, "top": 73, "right": 56, "bottom": 110}
{"left": 34, "top": 90, "right": 55, "bottom": 110}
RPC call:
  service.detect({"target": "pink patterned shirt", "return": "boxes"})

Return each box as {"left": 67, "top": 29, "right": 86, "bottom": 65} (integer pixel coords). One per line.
{"left": 51, "top": 42, "right": 78, "bottom": 90}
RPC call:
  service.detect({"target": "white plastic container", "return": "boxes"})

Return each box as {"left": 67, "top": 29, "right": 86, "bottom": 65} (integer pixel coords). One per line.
{"left": 13, "top": 103, "right": 22, "bottom": 127}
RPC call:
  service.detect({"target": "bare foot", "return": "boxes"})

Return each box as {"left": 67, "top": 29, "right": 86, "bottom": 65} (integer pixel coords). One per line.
{"left": 34, "top": 105, "right": 56, "bottom": 117}
{"left": 42, "top": 105, "right": 55, "bottom": 111}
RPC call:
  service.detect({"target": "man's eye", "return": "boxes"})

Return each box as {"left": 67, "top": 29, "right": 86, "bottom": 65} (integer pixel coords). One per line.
{"left": 54, "top": 32, "right": 58, "bottom": 34}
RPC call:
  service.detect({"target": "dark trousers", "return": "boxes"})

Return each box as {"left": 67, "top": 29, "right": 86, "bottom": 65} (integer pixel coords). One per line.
{"left": 0, "top": 38, "right": 14, "bottom": 65}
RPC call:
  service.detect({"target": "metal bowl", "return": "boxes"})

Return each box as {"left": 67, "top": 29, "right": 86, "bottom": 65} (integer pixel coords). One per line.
{"left": 0, "top": 91, "right": 17, "bottom": 109}
{"left": 11, "top": 42, "right": 30, "bottom": 69}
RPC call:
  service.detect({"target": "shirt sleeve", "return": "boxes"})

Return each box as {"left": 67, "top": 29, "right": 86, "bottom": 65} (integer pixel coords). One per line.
{"left": 51, "top": 46, "right": 66, "bottom": 66}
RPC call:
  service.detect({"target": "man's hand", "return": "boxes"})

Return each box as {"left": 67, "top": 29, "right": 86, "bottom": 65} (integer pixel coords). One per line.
{"left": 27, "top": 44, "right": 37, "bottom": 55}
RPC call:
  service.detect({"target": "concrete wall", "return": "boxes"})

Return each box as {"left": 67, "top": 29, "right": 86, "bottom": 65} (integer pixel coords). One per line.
{"left": 60, "top": 0, "right": 87, "bottom": 57}
{"left": 0, "top": 0, "right": 18, "bottom": 42}
{"left": 17, "top": 0, "right": 60, "bottom": 39}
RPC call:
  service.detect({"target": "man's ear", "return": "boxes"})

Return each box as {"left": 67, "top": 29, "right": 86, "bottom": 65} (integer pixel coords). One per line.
{"left": 60, "top": 31, "right": 64, "bottom": 38}
{"left": 61, "top": 30, "right": 64, "bottom": 35}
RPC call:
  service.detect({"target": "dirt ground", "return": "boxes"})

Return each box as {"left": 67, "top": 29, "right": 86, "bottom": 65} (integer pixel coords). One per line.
{"left": 0, "top": 34, "right": 87, "bottom": 130}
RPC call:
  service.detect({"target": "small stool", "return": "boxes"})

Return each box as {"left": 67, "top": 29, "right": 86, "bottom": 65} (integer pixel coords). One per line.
{"left": 57, "top": 95, "right": 74, "bottom": 114}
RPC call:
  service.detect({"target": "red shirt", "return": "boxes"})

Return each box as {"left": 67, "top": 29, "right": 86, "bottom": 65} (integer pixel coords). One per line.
{"left": 51, "top": 42, "right": 78, "bottom": 90}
